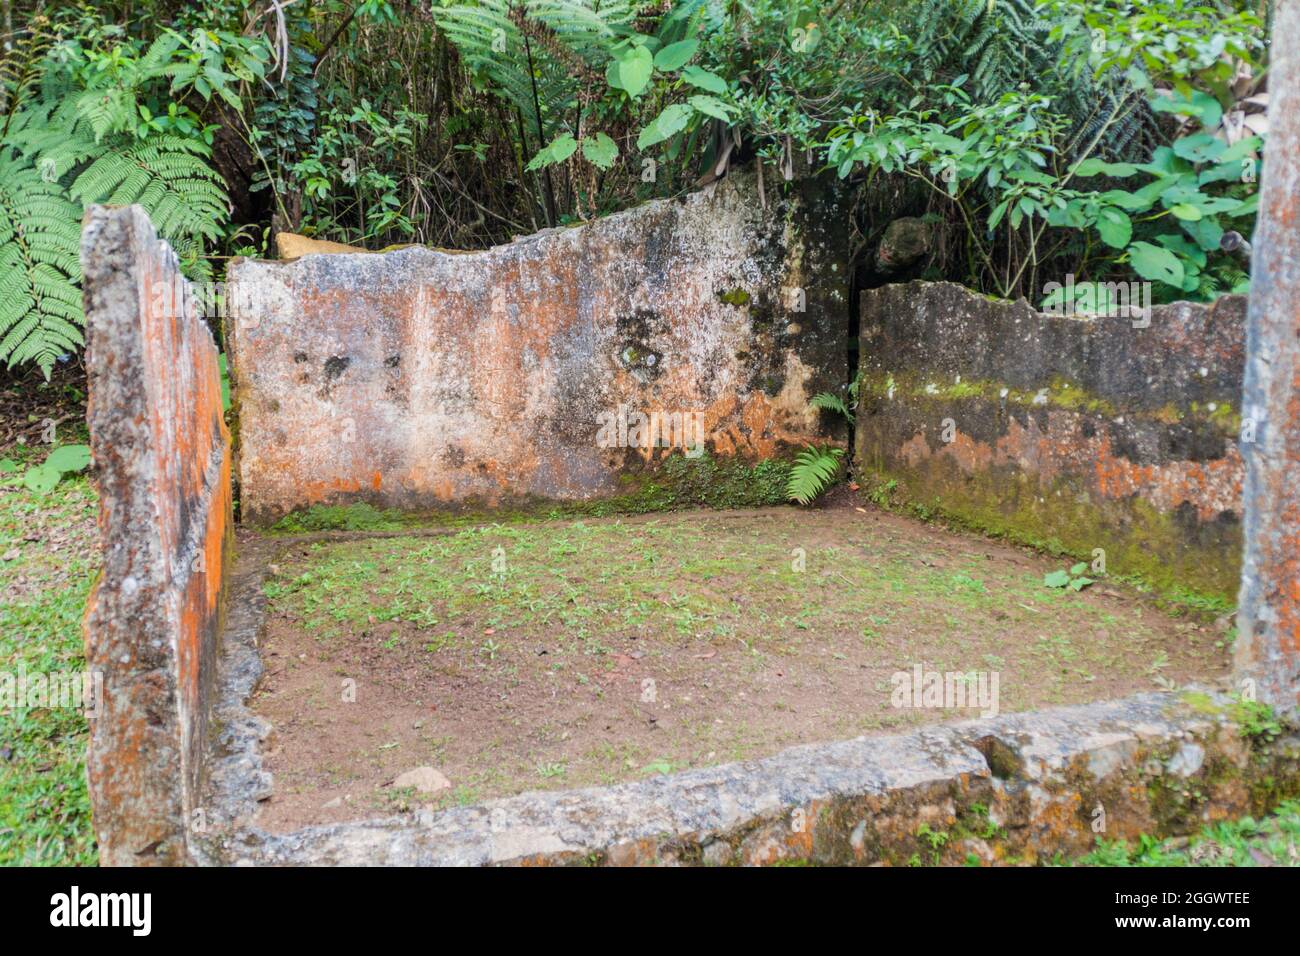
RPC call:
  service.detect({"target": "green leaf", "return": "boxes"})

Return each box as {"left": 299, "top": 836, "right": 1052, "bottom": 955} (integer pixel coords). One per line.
{"left": 580, "top": 132, "right": 618, "bottom": 170}
{"left": 1096, "top": 207, "right": 1132, "bottom": 249}
{"left": 1043, "top": 570, "right": 1070, "bottom": 589}
{"left": 1068, "top": 576, "right": 1094, "bottom": 592}
{"left": 1097, "top": 189, "right": 1151, "bottom": 212}
{"left": 45, "top": 444, "right": 91, "bottom": 473}
{"left": 526, "top": 133, "right": 577, "bottom": 171}
{"left": 607, "top": 44, "right": 653, "bottom": 97}
{"left": 0, "top": 458, "right": 17, "bottom": 474}
{"left": 1182, "top": 217, "right": 1225, "bottom": 253}
{"left": 687, "top": 94, "right": 735, "bottom": 120}
{"left": 681, "top": 65, "right": 728, "bottom": 94}
{"left": 1128, "top": 241, "right": 1185, "bottom": 288}
{"left": 636, "top": 104, "right": 693, "bottom": 149}
{"left": 1069, "top": 563, "right": 1088, "bottom": 576}
{"left": 1173, "top": 133, "right": 1226, "bottom": 164}
{"left": 653, "top": 39, "right": 698, "bottom": 71}
{"left": 1170, "top": 203, "right": 1203, "bottom": 221}
{"left": 1234, "top": 193, "right": 1260, "bottom": 217}
{"left": 1157, "top": 234, "right": 1207, "bottom": 269}
{"left": 1073, "top": 158, "right": 1138, "bottom": 178}
{"left": 1152, "top": 90, "right": 1223, "bottom": 130}
{"left": 22, "top": 464, "right": 61, "bottom": 494}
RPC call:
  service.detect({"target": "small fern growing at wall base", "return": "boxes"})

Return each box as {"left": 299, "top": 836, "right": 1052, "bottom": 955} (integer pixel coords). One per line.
{"left": 786, "top": 445, "right": 844, "bottom": 506}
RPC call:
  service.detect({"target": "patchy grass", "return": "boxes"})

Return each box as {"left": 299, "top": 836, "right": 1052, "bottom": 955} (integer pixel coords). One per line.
{"left": 252, "top": 505, "right": 1231, "bottom": 831}
{"left": 0, "top": 437, "right": 1271, "bottom": 866}
{"left": 0, "top": 457, "right": 98, "bottom": 866}
{"left": 1072, "top": 800, "right": 1300, "bottom": 867}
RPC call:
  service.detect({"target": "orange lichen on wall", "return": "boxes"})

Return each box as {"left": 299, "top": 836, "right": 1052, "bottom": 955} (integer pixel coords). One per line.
{"left": 82, "top": 205, "right": 233, "bottom": 866}
{"left": 227, "top": 172, "right": 848, "bottom": 522}
{"left": 900, "top": 409, "right": 1243, "bottom": 522}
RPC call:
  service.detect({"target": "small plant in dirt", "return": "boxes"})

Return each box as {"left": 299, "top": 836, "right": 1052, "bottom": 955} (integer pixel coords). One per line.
{"left": 1230, "top": 697, "right": 1282, "bottom": 745}
{"left": 786, "top": 445, "right": 844, "bottom": 505}
{"left": 916, "top": 822, "right": 949, "bottom": 851}
{"left": 1074, "top": 799, "right": 1300, "bottom": 868}
{"left": 2, "top": 444, "right": 90, "bottom": 494}
{"left": 1043, "top": 562, "right": 1096, "bottom": 592}
{"left": 866, "top": 477, "right": 898, "bottom": 507}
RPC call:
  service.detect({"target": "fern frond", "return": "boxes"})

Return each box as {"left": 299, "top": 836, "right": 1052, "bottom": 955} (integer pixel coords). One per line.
{"left": 786, "top": 445, "right": 844, "bottom": 506}
{"left": 0, "top": 147, "right": 83, "bottom": 376}
{"left": 67, "top": 134, "right": 228, "bottom": 245}
{"left": 809, "top": 391, "right": 854, "bottom": 424}
{"left": 910, "top": 0, "right": 1156, "bottom": 161}
{"left": 434, "top": 0, "right": 637, "bottom": 143}
{"left": 0, "top": 18, "right": 56, "bottom": 134}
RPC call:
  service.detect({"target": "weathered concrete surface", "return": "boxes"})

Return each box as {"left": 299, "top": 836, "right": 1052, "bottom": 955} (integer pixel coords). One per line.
{"left": 1236, "top": 0, "right": 1300, "bottom": 717}
{"left": 856, "top": 281, "right": 1247, "bottom": 598}
{"left": 227, "top": 171, "right": 849, "bottom": 523}
{"left": 198, "top": 570, "right": 1300, "bottom": 867}
{"left": 82, "top": 205, "right": 233, "bottom": 865}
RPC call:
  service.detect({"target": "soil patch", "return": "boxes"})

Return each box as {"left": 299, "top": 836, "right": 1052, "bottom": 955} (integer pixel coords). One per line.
{"left": 249, "top": 504, "right": 1231, "bottom": 831}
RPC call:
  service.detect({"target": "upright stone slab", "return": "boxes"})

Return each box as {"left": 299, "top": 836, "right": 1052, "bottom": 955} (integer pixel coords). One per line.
{"left": 856, "top": 281, "right": 1247, "bottom": 599}
{"left": 227, "top": 171, "right": 849, "bottom": 523}
{"left": 1236, "top": 0, "right": 1300, "bottom": 716}
{"left": 82, "top": 205, "right": 233, "bottom": 864}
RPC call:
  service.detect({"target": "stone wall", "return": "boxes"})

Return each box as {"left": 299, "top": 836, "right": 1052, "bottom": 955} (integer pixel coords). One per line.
{"left": 227, "top": 172, "right": 849, "bottom": 524}
{"left": 82, "top": 205, "right": 233, "bottom": 865}
{"left": 1235, "top": 0, "right": 1300, "bottom": 717}
{"left": 197, "top": 683, "right": 1300, "bottom": 865}
{"left": 856, "top": 281, "right": 1247, "bottom": 598}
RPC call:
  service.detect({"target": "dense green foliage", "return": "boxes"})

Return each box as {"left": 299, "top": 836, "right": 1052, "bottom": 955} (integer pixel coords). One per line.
{"left": 0, "top": 0, "right": 1275, "bottom": 376}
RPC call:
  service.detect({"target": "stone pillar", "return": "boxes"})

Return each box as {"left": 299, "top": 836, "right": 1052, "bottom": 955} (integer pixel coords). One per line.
{"left": 81, "top": 206, "right": 233, "bottom": 864}
{"left": 1236, "top": 0, "right": 1300, "bottom": 717}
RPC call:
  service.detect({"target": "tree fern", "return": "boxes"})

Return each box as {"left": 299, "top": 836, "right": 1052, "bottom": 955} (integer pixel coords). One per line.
{"left": 910, "top": 0, "right": 1153, "bottom": 161}
{"left": 0, "top": 24, "right": 231, "bottom": 374}
{"left": 0, "top": 147, "right": 83, "bottom": 372}
{"left": 434, "top": 1, "right": 642, "bottom": 145}
{"left": 786, "top": 445, "right": 844, "bottom": 505}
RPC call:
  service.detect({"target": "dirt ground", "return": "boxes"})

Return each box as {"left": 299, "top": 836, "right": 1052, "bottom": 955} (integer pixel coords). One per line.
{"left": 249, "top": 501, "right": 1232, "bottom": 832}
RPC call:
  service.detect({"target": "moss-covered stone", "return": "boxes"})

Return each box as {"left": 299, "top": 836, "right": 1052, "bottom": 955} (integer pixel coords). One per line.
{"left": 265, "top": 452, "right": 794, "bottom": 535}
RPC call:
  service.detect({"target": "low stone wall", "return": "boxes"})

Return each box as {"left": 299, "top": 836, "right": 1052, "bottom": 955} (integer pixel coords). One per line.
{"left": 197, "top": 652, "right": 1299, "bottom": 865}
{"left": 227, "top": 172, "right": 849, "bottom": 524}
{"left": 856, "top": 281, "right": 1247, "bottom": 598}
{"left": 82, "top": 205, "right": 234, "bottom": 865}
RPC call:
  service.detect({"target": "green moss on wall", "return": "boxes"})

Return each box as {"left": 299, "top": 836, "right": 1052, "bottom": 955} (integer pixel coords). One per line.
{"left": 265, "top": 452, "right": 794, "bottom": 534}
{"left": 857, "top": 458, "right": 1241, "bottom": 603}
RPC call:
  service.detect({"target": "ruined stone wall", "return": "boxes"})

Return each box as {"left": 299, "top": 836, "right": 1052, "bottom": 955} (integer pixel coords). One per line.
{"left": 82, "top": 205, "right": 233, "bottom": 865}
{"left": 227, "top": 172, "right": 849, "bottom": 523}
{"left": 856, "top": 281, "right": 1247, "bottom": 598}
{"left": 1235, "top": 0, "right": 1300, "bottom": 717}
